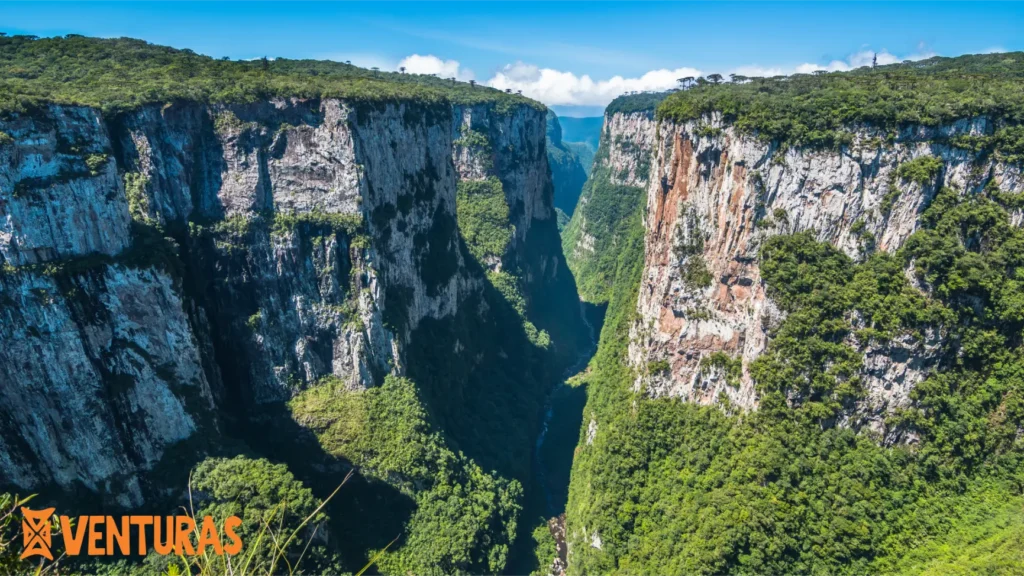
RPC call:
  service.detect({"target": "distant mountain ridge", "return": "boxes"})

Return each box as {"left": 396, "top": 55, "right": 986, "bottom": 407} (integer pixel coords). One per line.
{"left": 556, "top": 116, "right": 603, "bottom": 153}
{"left": 546, "top": 111, "right": 592, "bottom": 219}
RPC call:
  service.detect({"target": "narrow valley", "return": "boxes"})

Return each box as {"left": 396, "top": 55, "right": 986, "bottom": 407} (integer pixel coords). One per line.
{"left": 2, "top": 26, "right": 1024, "bottom": 576}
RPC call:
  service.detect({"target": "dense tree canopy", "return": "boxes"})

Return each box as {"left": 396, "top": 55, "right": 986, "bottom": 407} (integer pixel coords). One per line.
{"left": 0, "top": 34, "right": 537, "bottom": 114}
{"left": 566, "top": 182, "right": 1024, "bottom": 575}
{"left": 656, "top": 52, "right": 1024, "bottom": 150}
{"left": 290, "top": 376, "right": 522, "bottom": 575}
{"left": 602, "top": 53, "right": 1024, "bottom": 157}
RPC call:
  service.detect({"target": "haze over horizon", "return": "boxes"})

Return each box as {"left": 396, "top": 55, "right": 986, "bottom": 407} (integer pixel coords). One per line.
{"left": 2, "top": 1, "right": 1022, "bottom": 115}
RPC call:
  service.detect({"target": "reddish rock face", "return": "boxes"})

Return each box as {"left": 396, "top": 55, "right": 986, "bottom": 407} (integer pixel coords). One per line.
{"left": 602, "top": 110, "right": 1024, "bottom": 418}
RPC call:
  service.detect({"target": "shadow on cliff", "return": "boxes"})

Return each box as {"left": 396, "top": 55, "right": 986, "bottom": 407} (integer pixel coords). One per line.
{"left": 145, "top": 227, "right": 411, "bottom": 571}
{"left": 176, "top": 232, "right": 412, "bottom": 572}
{"left": 402, "top": 233, "right": 565, "bottom": 482}
{"left": 521, "top": 211, "right": 594, "bottom": 373}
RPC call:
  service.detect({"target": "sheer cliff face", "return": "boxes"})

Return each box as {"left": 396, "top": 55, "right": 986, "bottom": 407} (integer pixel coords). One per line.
{"left": 0, "top": 106, "right": 132, "bottom": 265}
{"left": 602, "top": 110, "right": 1024, "bottom": 420}
{"left": 0, "top": 97, "right": 559, "bottom": 504}
{"left": 546, "top": 111, "right": 589, "bottom": 217}
{"left": 0, "top": 266, "right": 213, "bottom": 507}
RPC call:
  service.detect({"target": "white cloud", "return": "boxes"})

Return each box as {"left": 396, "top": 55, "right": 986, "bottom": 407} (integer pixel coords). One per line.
{"left": 369, "top": 44, "right": 952, "bottom": 108}
{"left": 728, "top": 65, "right": 787, "bottom": 78}
{"left": 485, "top": 62, "right": 701, "bottom": 106}
{"left": 789, "top": 46, "right": 937, "bottom": 75}
{"left": 398, "top": 54, "right": 474, "bottom": 81}
{"left": 479, "top": 46, "right": 944, "bottom": 107}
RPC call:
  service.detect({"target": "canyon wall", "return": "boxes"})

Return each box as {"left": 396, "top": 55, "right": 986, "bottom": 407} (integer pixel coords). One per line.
{"left": 0, "top": 96, "right": 577, "bottom": 506}
{"left": 586, "top": 108, "right": 1024, "bottom": 428}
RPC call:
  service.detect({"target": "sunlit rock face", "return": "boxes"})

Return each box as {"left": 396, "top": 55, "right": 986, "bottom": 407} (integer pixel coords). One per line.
{"left": 0, "top": 96, "right": 570, "bottom": 504}
{"left": 601, "top": 110, "right": 1023, "bottom": 423}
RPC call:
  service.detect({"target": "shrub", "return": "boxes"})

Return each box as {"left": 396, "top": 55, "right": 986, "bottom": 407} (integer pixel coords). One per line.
{"left": 699, "top": 351, "right": 742, "bottom": 388}
{"left": 896, "top": 155, "right": 943, "bottom": 185}
{"left": 183, "top": 456, "right": 338, "bottom": 575}
{"left": 84, "top": 153, "right": 107, "bottom": 175}
{"left": 123, "top": 171, "right": 151, "bottom": 222}
{"left": 879, "top": 181, "right": 901, "bottom": 215}
{"left": 454, "top": 128, "right": 490, "bottom": 149}
{"left": 647, "top": 359, "right": 670, "bottom": 375}
{"left": 681, "top": 255, "right": 713, "bottom": 290}
{"left": 456, "top": 177, "right": 512, "bottom": 263}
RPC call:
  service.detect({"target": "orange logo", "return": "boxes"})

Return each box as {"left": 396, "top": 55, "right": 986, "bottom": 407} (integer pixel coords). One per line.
{"left": 20, "top": 508, "right": 243, "bottom": 559}
{"left": 20, "top": 507, "right": 55, "bottom": 560}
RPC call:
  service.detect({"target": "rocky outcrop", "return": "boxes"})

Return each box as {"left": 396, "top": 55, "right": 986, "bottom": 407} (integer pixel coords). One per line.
{"left": 0, "top": 265, "right": 214, "bottom": 507}
{"left": 455, "top": 104, "right": 552, "bottom": 253}
{"left": 0, "top": 95, "right": 571, "bottom": 505}
{"left": 113, "top": 99, "right": 364, "bottom": 225}
{"left": 602, "top": 110, "right": 1024, "bottom": 415}
{"left": 0, "top": 105, "right": 131, "bottom": 266}
{"left": 603, "top": 111, "right": 657, "bottom": 189}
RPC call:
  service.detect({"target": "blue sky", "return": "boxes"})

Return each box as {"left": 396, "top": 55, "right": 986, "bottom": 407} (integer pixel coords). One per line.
{"left": 2, "top": 2, "right": 1022, "bottom": 116}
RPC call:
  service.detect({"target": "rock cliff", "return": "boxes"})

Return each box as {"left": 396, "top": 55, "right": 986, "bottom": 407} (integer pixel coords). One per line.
{"left": 563, "top": 55, "right": 1024, "bottom": 576}
{"left": 586, "top": 107, "right": 1024, "bottom": 425}
{"left": 546, "top": 111, "right": 589, "bottom": 218}
{"left": 0, "top": 95, "right": 581, "bottom": 508}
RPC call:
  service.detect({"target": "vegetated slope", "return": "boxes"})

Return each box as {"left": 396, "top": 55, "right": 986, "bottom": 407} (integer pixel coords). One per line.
{"left": 0, "top": 34, "right": 586, "bottom": 575}
{"left": 561, "top": 102, "right": 658, "bottom": 305}
{"left": 565, "top": 141, "right": 595, "bottom": 176}
{"left": 564, "top": 54, "right": 1024, "bottom": 575}
{"left": 547, "top": 111, "right": 589, "bottom": 219}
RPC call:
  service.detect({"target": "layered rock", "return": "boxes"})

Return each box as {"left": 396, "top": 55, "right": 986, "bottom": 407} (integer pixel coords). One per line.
{"left": 0, "top": 105, "right": 131, "bottom": 266}
{"left": 600, "top": 110, "right": 1024, "bottom": 417}
{"left": 603, "top": 111, "right": 657, "bottom": 189}
{"left": 0, "top": 95, "right": 571, "bottom": 504}
{"left": 0, "top": 266, "right": 214, "bottom": 507}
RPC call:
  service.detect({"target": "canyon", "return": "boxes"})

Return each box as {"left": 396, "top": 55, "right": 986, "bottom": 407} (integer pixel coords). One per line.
{"left": 596, "top": 110, "right": 1023, "bottom": 428}
{"left": 0, "top": 36, "right": 589, "bottom": 570}
{"left": 3, "top": 35, "right": 1024, "bottom": 575}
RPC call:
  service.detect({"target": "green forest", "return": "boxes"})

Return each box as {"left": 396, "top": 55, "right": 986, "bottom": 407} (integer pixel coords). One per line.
{"left": 567, "top": 181, "right": 1024, "bottom": 574}
{"left": 657, "top": 52, "right": 1024, "bottom": 153}
{"left": 563, "top": 53, "right": 1024, "bottom": 574}
{"left": 0, "top": 34, "right": 535, "bottom": 114}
